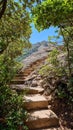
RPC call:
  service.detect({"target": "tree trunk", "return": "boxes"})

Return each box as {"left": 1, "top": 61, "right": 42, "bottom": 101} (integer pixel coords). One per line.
{"left": 60, "top": 27, "right": 72, "bottom": 77}
{"left": 0, "top": 0, "right": 7, "bottom": 19}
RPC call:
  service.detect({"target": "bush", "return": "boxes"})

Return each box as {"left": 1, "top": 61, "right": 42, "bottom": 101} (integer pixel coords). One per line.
{"left": 55, "top": 77, "right": 73, "bottom": 104}
{"left": 0, "top": 85, "right": 28, "bottom": 130}
{"left": 39, "top": 48, "right": 73, "bottom": 105}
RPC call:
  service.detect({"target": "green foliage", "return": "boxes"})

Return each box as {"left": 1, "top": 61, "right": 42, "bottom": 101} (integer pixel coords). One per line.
{"left": 60, "top": 26, "right": 73, "bottom": 76}
{"left": 67, "top": 77, "right": 73, "bottom": 102}
{"left": 0, "top": 85, "right": 28, "bottom": 130}
{"left": 0, "top": 0, "right": 32, "bottom": 86}
{"left": 0, "top": 1, "right": 39, "bottom": 130}
{"left": 32, "top": 0, "right": 73, "bottom": 31}
{"left": 32, "top": 0, "right": 73, "bottom": 77}
{"left": 39, "top": 48, "right": 66, "bottom": 77}
{"left": 39, "top": 47, "right": 73, "bottom": 103}
{"left": 57, "top": 89, "right": 67, "bottom": 99}
{"left": 0, "top": 53, "right": 22, "bottom": 86}
{"left": 56, "top": 77, "right": 73, "bottom": 103}
{"left": 32, "top": 0, "right": 73, "bottom": 103}
{"left": 0, "top": 0, "right": 32, "bottom": 54}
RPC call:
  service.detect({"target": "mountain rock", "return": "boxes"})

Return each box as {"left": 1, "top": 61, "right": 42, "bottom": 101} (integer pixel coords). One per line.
{"left": 19, "top": 41, "right": 56, "bottom": 71}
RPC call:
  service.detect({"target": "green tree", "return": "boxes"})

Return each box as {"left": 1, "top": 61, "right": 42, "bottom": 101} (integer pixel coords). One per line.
{"left": 0, "top": 0, "right": 40, "bottom": 129}
{"left": 32, "top": 0, "right": 73, "bottom": 103}
{"left": 39, "top": 48, "right": 66, "bottom": 77}
{"left": 32, "top": 0, "right": 73, "bottom": 77}
{"left": 0, "top": 0, "right": 42, "bottom": 19}
{"left": 0, "top": 0, "right": 32, "bottom": 86}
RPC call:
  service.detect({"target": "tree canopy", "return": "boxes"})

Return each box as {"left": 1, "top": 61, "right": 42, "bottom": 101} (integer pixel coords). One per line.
{"left": 32, "top": 0, "right": 73, "bottom": 31}
{"left": 0, "top": 0, "right": 42, "bottom": 19}
{"left": 0, "top": 0, "right": 42, "bottom": 129}
{"left": 32, "top": 0, "right": 73, "bottom": 77}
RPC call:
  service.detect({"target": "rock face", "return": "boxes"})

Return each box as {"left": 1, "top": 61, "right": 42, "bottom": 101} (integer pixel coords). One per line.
{"left": 21, "top": 41, "right": 55, "bottom": 71}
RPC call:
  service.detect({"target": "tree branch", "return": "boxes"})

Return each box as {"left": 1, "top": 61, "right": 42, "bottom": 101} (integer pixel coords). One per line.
{"left": 0, "top": 0, "right": 3, "bottom": 5}
{"left": 0, "top": 0, "right": 7, "bottom": 19}
{"left": 60, "top": 26, "right": 72, "bottom": 77}
{"left": 60, "top": 24, "right": 73, "bottom": 41}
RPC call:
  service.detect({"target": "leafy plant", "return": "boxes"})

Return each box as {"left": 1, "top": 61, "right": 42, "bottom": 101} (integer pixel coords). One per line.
{"left": 39, "top": 48, "right": 66, "bottom": 77}
{"left": 32, "top": 0, "right": 73, "bottom": 104}
{"left": 0, "top": 85, "right": 28, "bottom": 130}
{"left": 32, "top": 0, "right": 73, "bottom": 77}
{"left": 0, "top": 1, "right": 36, "bottom": 129}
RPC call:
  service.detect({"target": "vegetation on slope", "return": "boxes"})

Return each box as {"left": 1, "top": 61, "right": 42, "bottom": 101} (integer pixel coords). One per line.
{"left": 32, "top": 0, "right": 73, "bottom": 102}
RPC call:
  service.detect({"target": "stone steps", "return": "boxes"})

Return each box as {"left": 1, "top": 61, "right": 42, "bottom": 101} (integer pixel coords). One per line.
{"left": 25, "top": 110, "right": 59, "bottom": 130}
{"left": 16, "top": 74, "right": 25, "bottom": 77}
{"left": 11, "top": 63, "right": 60, "bottom": 130}
{"left": 11, "top": 79, "right": 25, "bottom": 84}
{"left": 11, "top": 57, "right": 47, "bottom": 83}
{"left": 37, "top": 128, "right": 61, "bottom": 130}
{"left": 11, "top": 85, "right": 44, "bottom": 94}
{"left": 24, "top": 94, "right": 48, "bottom": 110}
{"left": 11, "top": 80, "right": 59, "bottom": 130}
{"left": 24, "top": 92, "right": 59, "bottom": 129}
{"left": 24, "top": 87, "right": 44, "bottom": 94}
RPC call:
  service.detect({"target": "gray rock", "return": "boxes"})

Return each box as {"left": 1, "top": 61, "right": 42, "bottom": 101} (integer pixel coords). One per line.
{"left": 31, "top": 80, "right": 38, "bottom": 87}
{"left": 38, "top": 79, "right": 44, "bottom": 86}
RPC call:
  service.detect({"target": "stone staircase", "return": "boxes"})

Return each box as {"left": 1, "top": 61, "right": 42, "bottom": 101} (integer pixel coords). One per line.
{"left": 11, "top": 82, "right": 61, "bottom": 130}
{"left": 11, "top": 57, "right": 46, "bottom": 84}
{"left": 23, "top": 90, "right": 60, "bottom": 130}
{"left": 11, "top": 59, "right": 62, "bottom": 130}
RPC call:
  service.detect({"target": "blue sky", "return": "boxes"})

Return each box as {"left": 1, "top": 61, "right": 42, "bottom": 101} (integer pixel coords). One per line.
{"left": 15, "top": 0, "right": 63, "bottom": 44}
{"left": 29, "top": 25, "right": 63, "bottom": 44}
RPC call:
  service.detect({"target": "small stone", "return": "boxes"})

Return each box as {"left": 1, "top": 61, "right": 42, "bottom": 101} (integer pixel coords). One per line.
{"left": 38, "top": 79, "right": 44, "bottom": 86}
{"left": 25, "top": 74, "right": 36, "bottom": 81}
{"left": 48, "top": 105, "right": 51, "bottom": 109}
{"left": 43, "top": 83, "right": 49, "bottom": 88}
{"left": 36, "top": 75, "right": 41, "bottom": 80}
{"left": 31, "top": 80, "right": 38, "bottom": 87}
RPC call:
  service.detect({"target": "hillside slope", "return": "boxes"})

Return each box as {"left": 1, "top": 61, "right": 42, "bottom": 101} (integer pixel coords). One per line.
{"left": 19, "top": 41, "right": 56, "bottom": 71}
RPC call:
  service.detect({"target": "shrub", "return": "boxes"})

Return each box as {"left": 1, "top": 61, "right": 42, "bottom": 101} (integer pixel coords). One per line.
{"left": 0, "top": 85, "right": 28, "bottom": 130}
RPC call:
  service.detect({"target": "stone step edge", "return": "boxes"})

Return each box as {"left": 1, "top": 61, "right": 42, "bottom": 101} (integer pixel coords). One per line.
{"left": 25, "top": 110, "right": 59, "bottom": 130}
